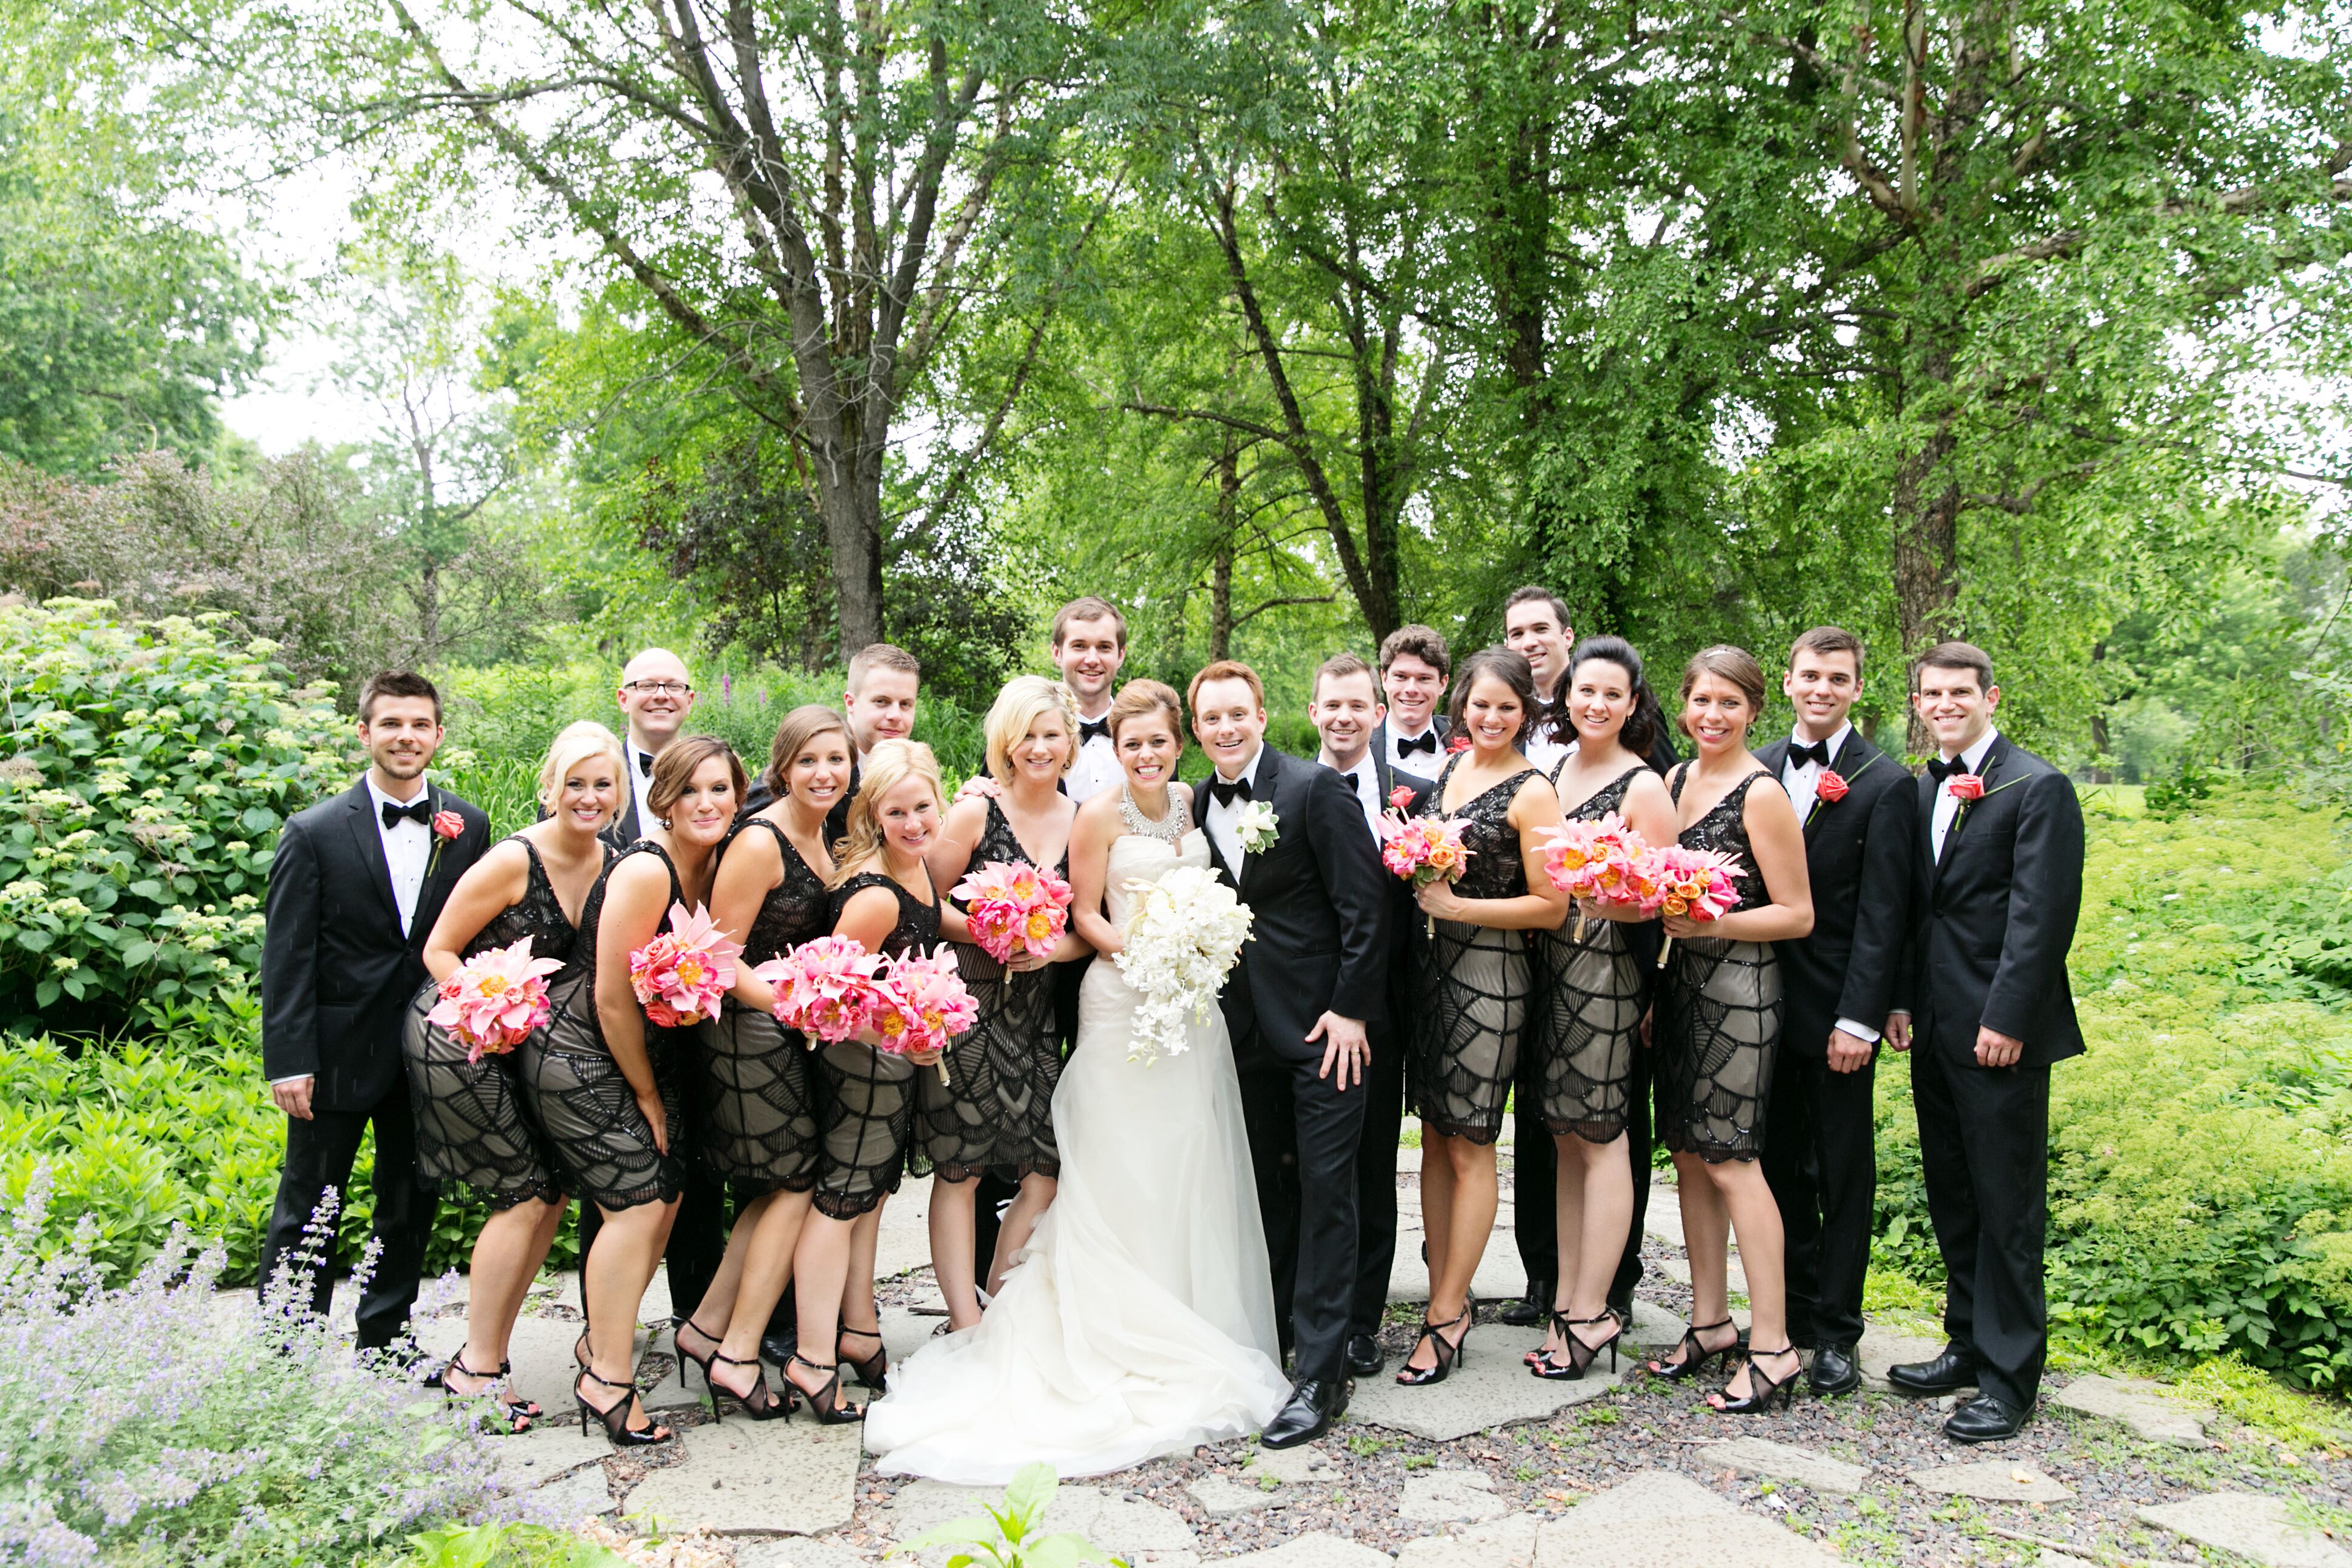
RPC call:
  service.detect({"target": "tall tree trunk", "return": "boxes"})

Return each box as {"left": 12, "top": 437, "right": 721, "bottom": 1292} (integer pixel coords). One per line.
{"left": 1210, "top": 440, "right": 1239, "bottom": 660}
{"left": 1891, "top": 337, "right": 1963, "bottom": 755}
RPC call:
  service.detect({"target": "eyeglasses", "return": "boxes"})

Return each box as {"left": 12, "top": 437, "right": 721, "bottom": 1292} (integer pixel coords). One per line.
{"left": 624, "top": 680, "right": 694, "bottom": 697}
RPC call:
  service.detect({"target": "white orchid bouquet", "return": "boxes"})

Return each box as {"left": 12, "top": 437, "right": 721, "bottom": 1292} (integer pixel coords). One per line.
{"left": 1113, "top": 864, "right": 1254, "bottom": 1065}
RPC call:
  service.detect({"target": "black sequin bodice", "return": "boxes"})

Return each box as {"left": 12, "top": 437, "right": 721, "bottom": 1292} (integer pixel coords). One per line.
{"left": 1419, "top": 756, "right": 1535, "bottom": 899}
{"left": 462, "top": 836, "right": 599, "bottom": 970}
{"left": 1555, "top": 761, "right": 1648, "bottom": 825}
{"left": 574, "top": 840, "right": 689, "bottom": 990}
{"left": 830, "top": 870, "right": 942, "bottom": 958}
{"left": 729, "top": 820, "right": 831, "bottom": 964}
{"left": 950, "top": 799, "right": 1071, "bottom": 912}
{"left": 1669, "top": 768, "right": 1771, "bottom": 913}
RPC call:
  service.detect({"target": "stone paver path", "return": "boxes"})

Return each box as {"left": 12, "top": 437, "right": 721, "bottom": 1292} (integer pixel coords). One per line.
{"left": 2139, "top": 1492, "right": 2352, "bottom": 1568}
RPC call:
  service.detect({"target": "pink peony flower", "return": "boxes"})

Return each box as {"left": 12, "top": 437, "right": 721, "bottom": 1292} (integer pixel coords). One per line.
{"left": 951, "top": 859, "right": 1075, "bottom": 966}
{"left": 754, "top": 935, "right": 884, "bottom": 1043}
{"left": 628, "top": 902, "right": 741, "bottom": 1029}
{"left": 427, "top": 936, "right": 562, "bottom": 1063}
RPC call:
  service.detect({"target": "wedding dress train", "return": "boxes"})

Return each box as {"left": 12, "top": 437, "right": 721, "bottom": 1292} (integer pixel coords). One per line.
{"left": 861, "top": 830, "right": 1288, "bottom": 1484}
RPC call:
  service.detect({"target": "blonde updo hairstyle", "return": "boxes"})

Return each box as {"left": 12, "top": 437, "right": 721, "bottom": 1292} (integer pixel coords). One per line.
{"left": 644, "top": 735, "right": 748, "bottom": 825}
{"left": 537, "top": 720, "right": 630, "bottom": 820}
{"left": 1106, "top": 679, "right": 1184, "bottom": 746}
{"left": 830, "top": 738, "right": 945, "bottom": 884}
{"left": 1676, "top": 645, "right": 1769, "bottom": 739}
{"left": 984, "top": 677, "right": 1081, "bottom": 785}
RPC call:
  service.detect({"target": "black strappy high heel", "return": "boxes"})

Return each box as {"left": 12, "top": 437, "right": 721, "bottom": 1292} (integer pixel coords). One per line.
{"left": 1711, "top": 1346, "right": 1804, "bottom": 1413}
{"left": 837, "top": 1326, "right": 889, "bottom": 1393}
{"left": 437, "top": 1353, "right": 533, "bottom": 1433}
{"left": 1648, "top": 1317, "right": 1745, "bottom": 1381}
{"left": 674, "top": 1318, "right": 723, "bottom": 1389}
{"left": 784, "top": 1355, "right": 865, "bottom": 1424}
{"left": 706, "top": 1351, "right": 794, "bottom": 1422}
{"left": 574, "top": 1368, "right": 674, "bottom": 1447}
{"left": 1533, "top": 1312, "right": 1623, "bottom": 1382}
{"left": 496, "top": 1360, "right": 542, "bottom": 1419}
{"left": 1396, "top": 1309, "right": 1471, "bottom": 1386}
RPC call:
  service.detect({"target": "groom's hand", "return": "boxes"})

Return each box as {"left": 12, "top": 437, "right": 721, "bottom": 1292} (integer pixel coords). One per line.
{"left": 1308, "top": 1012, "right": 1369, "bottom": 1091}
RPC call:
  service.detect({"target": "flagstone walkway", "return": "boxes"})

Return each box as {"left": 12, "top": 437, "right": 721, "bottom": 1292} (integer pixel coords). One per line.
{"left": 407, "top": 1153, "right": 2351, "bottom": 1567}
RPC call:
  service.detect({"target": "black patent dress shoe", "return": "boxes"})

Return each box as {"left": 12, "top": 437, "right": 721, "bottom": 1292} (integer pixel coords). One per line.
{"left": 761, "top": 1329, "right": 798, "bottom": 1368}
{"left": 1808, "top": 1343, "right": 1861, "bottom": 1396}
{"left": 1262, "top": 1377, "right": 1349, "bottom": 1448}
{"left": 1945, "top": 1393, "right": 2031, "bottom": 1443}
{"left": 1498, "top": 1282, "right": 1553, "bottom": 1328}
{"left": 1605, "top": 1290, "right": 1635, "bottom": 1330}
{"left": 1345, "top": 1333, "right": 1385, "bottom": 1376}
{"left": 1886, "top": 1345, "right": 1979, "bottom": 1396}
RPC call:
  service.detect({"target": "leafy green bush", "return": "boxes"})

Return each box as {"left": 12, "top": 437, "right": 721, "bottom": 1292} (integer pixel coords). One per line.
{"left": 1873, "top": 784, "right": 2352, "bottom": 1388}
{"left": 893, "top": 1462, "right": 1114, "bottom": 1568}
{"left": 0, "top": 597, "right": 350, "bottom": 1027}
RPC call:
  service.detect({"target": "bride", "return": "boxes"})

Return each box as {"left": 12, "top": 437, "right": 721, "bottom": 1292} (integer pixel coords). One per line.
{"left": 862, "top": 680, "right": 1289, "bottom": 1483}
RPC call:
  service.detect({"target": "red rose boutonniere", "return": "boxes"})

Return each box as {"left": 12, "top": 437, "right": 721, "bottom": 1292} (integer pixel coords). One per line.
{"left": 1445, "top": 731, "right": 1471, "bottom": 754}
{"left": 1388, "top": 785, "right": 1416, "bottom": 811}
{"left": 427, "top": 804, "right": 465, "bottom": 876}
{"left": 1815, "top": 769, "right": 1850, "bottom": 804}
{"left": 1946, "top": 774, "right": 1985, "bottom": 801}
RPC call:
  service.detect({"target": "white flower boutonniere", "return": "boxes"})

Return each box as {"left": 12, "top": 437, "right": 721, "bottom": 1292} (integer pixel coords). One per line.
{"left": 1236, "top": 800, "right": 1281, "bottom": 855}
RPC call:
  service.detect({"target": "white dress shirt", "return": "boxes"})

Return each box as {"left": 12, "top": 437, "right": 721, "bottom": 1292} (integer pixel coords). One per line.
{"left": 621, "top": 740, "right": 658, "bottom": 839}
{"left": 1522, "top": 701, "right": 1570, "bottom": 775}
{"left": 1931, "top": 728, "right": 2000, "bottom": 865}
{"left": 1780, "top": 721, "right": 1854, "bottom": 824}
{"left": 366, "top": 776, "right": 433, "bottom": 938}
{"left": 1202, "top": 743, "right": 1263, "bottom": 876}
{"left": 1318, "top": 749, "right": 1385, "bottom": 840}
{"left": 1383, "top": 720, "right": 1445, "bottom": 782}
{"left": 1065, "top": 716, "right": 1122, "bottom": 803}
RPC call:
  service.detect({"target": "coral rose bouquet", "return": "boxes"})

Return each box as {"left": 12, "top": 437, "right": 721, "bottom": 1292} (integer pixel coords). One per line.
{"left": 428, "top": 936, "right": 563, "bottom": 1063}
{"left": 628, "top": 903, "right": 743, "bottom": 1028}
{"left": 753, "top": 934, "right": 884, "bottom": 1043}
{"left": 1635, "top": 845, "right": 1742, "bottom": 968}
{"left": 1376, "top": 813, "right": 1474, "bottom": 936}
{"left": 1537, "top": 813, "right": 1651, "bottom": 943}
{"left": 868, "top": 947, "right": 980, "bottom": 1083}
{"left": 1114, "top": 864, "right": 1255, "bottom": 1065}
{"left": 951, "top": 858, "right": 1075, "bottom": 1003}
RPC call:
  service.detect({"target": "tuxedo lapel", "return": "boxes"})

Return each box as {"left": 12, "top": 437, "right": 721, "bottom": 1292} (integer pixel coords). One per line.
{"left": 1939, "top": 735, "right": 2011, "bottom": 874}
{"left": 1799, "top": 731, "right": 1875, "bottom": 845}
{"left": 1236, "top": 747, "right": 1283, "bottom": 902}
{"left": 410, "top": 788, "right": 466, "bottom": 946}
{"left": 1196, "top": 774, "right": 1242, "bottom": 889}
{"left": 341, "top": 782, "right": 401, "bottom": 930}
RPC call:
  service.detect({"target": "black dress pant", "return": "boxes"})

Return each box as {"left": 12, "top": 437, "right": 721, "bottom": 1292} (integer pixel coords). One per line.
{"left": 1761, "top": 1049, "right": 1877, "bottom": 1350}
{"left": 1512, "top": 1040, "right": 1651, "bottom": 1307}
{"left": 1911, "top": 1047, "right": 2050, "bottom": 1409}
{"left": 574, "top": 1157, "right": 727, "bottom": 1326}
{"left": 1348, "top": 1014, "right": 1409, "bottom": 1337}
{"left": 257, "top": 1084, "right": 437, "bottom": 1350}
{"left": 1239, "top": 1050, "right": 1366, "bottom": 1385}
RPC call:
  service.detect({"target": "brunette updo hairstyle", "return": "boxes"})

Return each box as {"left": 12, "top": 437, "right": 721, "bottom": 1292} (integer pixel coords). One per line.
{"left": 644, "top": 735, "right": 748, "bottom": 825}
{"left": 1447, "top": 646, "right": 1538, "bottom": 751}
{"left": 1107, "top": 679, "right": 1185, "bottom": 746}
{"left": 1676, "top": 645, "right": 1769, "bottom": 738}
{"left": 762, "top": 704, "right": 853, "bottom": 799}
{"left": 1549, "top": 636, "right": 1668, "bottom": 761}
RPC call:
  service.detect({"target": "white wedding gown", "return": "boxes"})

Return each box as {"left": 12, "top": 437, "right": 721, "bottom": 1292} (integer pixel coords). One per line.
{"left": 862, "top": 830, "right": 1289, "bottom": 1483}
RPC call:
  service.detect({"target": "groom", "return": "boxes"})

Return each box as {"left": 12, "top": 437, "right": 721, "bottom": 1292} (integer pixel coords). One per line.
{"left": 1190, "top": 661, "right": 1390, "bottom": 1447}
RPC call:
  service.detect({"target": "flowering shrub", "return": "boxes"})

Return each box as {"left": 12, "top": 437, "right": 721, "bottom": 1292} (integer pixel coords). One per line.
{"left": 0, "top": 1171, "right": 510, "bottom": 1566}
{"left": 0, "top": 598, "right": 351, "bottom": 1026}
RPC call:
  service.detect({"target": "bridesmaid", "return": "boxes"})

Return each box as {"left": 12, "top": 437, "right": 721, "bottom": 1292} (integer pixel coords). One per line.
{"left": 1524, "top": 639, "right": 1677, "bottom": 1380}
{"left": 1644, "top": 646, "right": 1815, "bottom": 1413}
{"left": 1400, "top": 647, "right": 1570, "bottom": 1386}
{"left": 525, "top": 734, "right": 746, "bottom": 1446}
{"left": 785, "top": 739, "right": 949, "bottom": 1422}
{"left": 673, "top": 707, "right": 852, "bottom": 1420}
{"left": 406, "top": 720, "right": 623, "bottom": 1432}
{"left": 925, "top": 677, "right": 1087, "bottom": 1329}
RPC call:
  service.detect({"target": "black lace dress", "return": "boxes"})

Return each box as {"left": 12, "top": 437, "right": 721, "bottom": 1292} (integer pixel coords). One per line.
{"left": 520, "top": 843, "right": 693, "bottom": 1210}
{"left": 813, "top": 870, "right": 942, "bottom": 1218}
{"left": 1529, "top": 763, "right": 1649, "bottom": 1144}
{"left": 1655, "top": 769, "right": 1786, "bottom": 1162}
{"left": 923, "top": 799, "right": 1066, "bottom": 1182}
{"left": 1408, "top": 757, "right": 1540, "bottom": 1144}
{"left": 401, "top": 836, "right": 597, "bottom": 1207}
{"left": 694, "top": 820, "right": 825, "bottom": 1196}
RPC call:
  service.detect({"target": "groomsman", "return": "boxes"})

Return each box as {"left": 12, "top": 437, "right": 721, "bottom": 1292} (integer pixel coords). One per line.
{"left": 1052, "top": 598, "right": 1128, "bottom": 803}
{"left": 607, "top": 648, "right": 697, "bottom": 845}
{"left": 1307, "top": 655, "right": 1432, "bottom": 1376}
{"left": 259, "top": 672, "right": 489, "bottom": 1355}
{"left": 1502, "top": 588, "right": 1573, "bottom": 773}
{"left": 1888, "top": 642, "right": 2084, "bottom": 1444}
{"left": 1375, "top": 625, "right": 1451, "bottom": 782}
{"left": 831, "top": 643, "right": 922, "bottom": 842}
{"left": 1752, "top": 628, "right": 1916, "bottom": 1396}
{"left": 1195, "top": 661, "right": 1389, "bottom": 1447}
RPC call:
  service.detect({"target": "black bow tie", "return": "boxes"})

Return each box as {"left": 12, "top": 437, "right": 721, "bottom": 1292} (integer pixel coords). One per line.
{"left": 1206, "top": 774, "right": 1253, "bottom": 807}
{"left": 1926, "top": 755, "right": 1968, "bottom": 782}
{"left": 1396, "top": 729, "right": 1439, "bottom": 757}
{"left": 1337, "top": 771, "right": 1362, "bottom": 796}
{"left": 636, "top": 749, "right": 655, "bottom": 776}
{"left": 381, "top": 796, "right": 432, "bottom": 830}
{"left": 1079, "top": 718, "right": 1111, "bottom": 745}
{"left": 1790, "top": 739, "right": 1832, "bottom": 770}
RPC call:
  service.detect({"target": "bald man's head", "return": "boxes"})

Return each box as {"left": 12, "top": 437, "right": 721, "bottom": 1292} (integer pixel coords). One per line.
{"left": 617, "top": 647, "right": 697, "bottom": 752}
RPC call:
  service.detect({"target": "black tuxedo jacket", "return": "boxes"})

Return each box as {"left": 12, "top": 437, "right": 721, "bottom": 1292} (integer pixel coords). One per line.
{"left": 1753, "top": 729, "right": 1917, "bottom": 1058}
{"left": 1199, "top": 746, "right": 1391, "bottom": 1069}
{"left": 1362, "top": 749, "right": 1433, "bottom": 973}
{"left": 1904, "top": 734, "right": 2085, "bottom": 1066}
{"left": 261, "top": 780, "right": 492, "bottom": 1111}
{"left": 603, "top": 749, "right": 658, "bottom": 850}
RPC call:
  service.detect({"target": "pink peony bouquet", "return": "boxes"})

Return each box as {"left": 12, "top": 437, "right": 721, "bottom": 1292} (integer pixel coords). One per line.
{"left": 1537, "top": 814, "right": 1652, "bottom": 943}
{"left": 752, "top": 934, "right": 884, "bottom": 1043}
{"left": 628, "top": 903, "right": 742, "bottom": 1028}
{"left": 428, "top": 936, "right": 562, "bottom": 1063}
{"left": 1377, "top": 813, "right": 1475, "bottom": 936}
{"left": 867, "top": 947, "right": 979, "bottom": 1083}
{"left": 952, "top": 859, "right": 1075, "bottom": 968}
{"left": 1634, "top": 845, "right": 1742, "bottom": 967}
